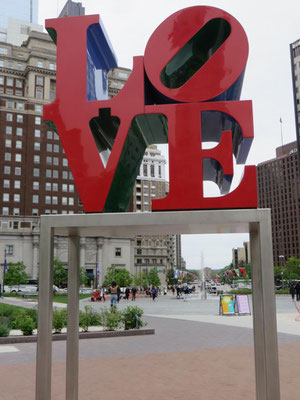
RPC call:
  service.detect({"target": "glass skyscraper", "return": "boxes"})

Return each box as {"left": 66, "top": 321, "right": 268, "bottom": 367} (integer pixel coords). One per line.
{"left": 0, "top": 0, "right": 39, "bottom": 29}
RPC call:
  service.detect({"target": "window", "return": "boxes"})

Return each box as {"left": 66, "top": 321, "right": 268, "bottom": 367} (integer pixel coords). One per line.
{"left": 69, "top": 172, "right": 73, "bottom": 180}
{"left": 33, "top": 168, "right": 40, "bottom": 177}
{"left": 35, "top": 116, "right": 41, "bottom": 125}
{"left": 16, "top": 141, "right": 22, "bottom": 149}
{"left": 69, "top": 184, "right": 74, "bottom": 192}
{"left": 33, "top": 142, "right": 40, "bottom": 151}
{"left": 52, "top": 183, "right": 58, "bottom": 191}
{"left": 46, "top": 156, "right": 52, "bottom": 165}
{"left": 115, "top": 248, "right": 121, "bottom": 257}
{"left": 15, "top": 167, "right": 21, "bottom": 175}
{"left": 6, "top": 113, "right": 13, "bottom": 122}
{"left": 50, "top": 80, "right": 56, "bottom": 101}
{"left": 47, "top": 131, "right": 53, "bottom": 139}
{"left": 17, "top": 114, "right": 23, "bottom": 123}
{"left": 0, "top": 48, "right": 8, "bottom": 54}
{"left": 16, "top": 127, "right": 23, "bottom": 136}
{"left": 34, "top": 129, "right": 41, "bottom": 137}
{"left": 45, "top": 196, "right": 51, "bottom": 204}
{"left": 53, "top": 170, "right": 58, "bottom": 179}
{"left": 46, "top": 169, "right": 51, "bottom": 178}
{"left": 36, "top": 76, "right": 44, "bottom": 86}
{"left": 52, "top": 196, "right": 58, "bottom": 205}
{"left": 17, "top": 63, "right": 22, "bottom": 70}
{"left": 6, "top": 77, "right": 13, "bottom": 86}
{"left": 62, "top": 197, "right": 67, "bottom": 205}
{"left": 15, "top": 90, "right": 22, "bottom": 96}
{"left": 2, "top": 207, "right": 9, "bottom": 216}
{"left": 32, "top": 195, "right": 39, "bottom": 203}
{"left": 62, "top": 184, "right": 68, "bottom": 192}
{"left": 6, "top": 126, "right": 12, "bottom": 134}
{"left": 49, "top": 63, "right": 56, "bottom": 70}
{"left": 32, "top": 209, "right": 38, "bottom": 216}
{"left": 45, "top": 182, "right": 51, "bottom": 191}
{"left": 53, "top": 157, "right": 59, "bottom": 165}
{"left": 47, "top": 143, "right": 52, "bottom": 152}
{"left": 17, "top": 102, "right": 23, "bottom": 110}
{"left": 3, "top": 193, "right": 9, "bottom": 202}
{"left": 143, "top": 164, "right": 147, "bottom": 176}
{"left": 16, "top": 80, "right": 22, "bottom": 88}
{"left": 6, "top": 88, "right": 13, "bottom": 95}
{"left": 3, "top": 180, "right": 10, "bottom": 188}
{"left": 4, "top": 153, "right": 11, "bottom": 161}
{"left": 37, "top": 60, "right": 43, "bottom": 68}
{"left": 8, "top": 61, "right": 14, "bottom": 69}
{"left": 35, "top": 104, "right": 42, "bottom": 112}
{"left": 35, "top": 87, "right": 43, "bottom": 99}
{"left": 5, "top": 139, "right": 12, "bottom": 148}
{"left": 34, "top": 155, "right": 40, "bottom": 164}
{"left": 62, "top": 171, "right": 68, "bottom": 179}
{"left": 15, "top": 154, "right": 22, "bottom": 162}
{"left": 63, "top": 158, "right": 68, "bottom": 166}
{"left": 6, "top": 245, "right": 14, "bottom": 255}
{"left": 7, "top": 101, "right": 13, "bottom": 109}
{"left": 45, "top": 210, "right": 51, "bottom": 215}
{"left": 0, "top": 60, "right": 3, "bottom": 67}
{"left": 53, "top": 144, "right": 59, "bottom": 153}
{"left": 14, "top": 180, "right": 20, "bottom": 189}
{"left": 54, "top": 132, "right": 59, "bottom": 140}
{"left": 68, "top": 198, "right": 74, "bottom": 206}
{"left": 14, "top": 194, "right": 20, "bottom": 202}
{"left": 13, "top": 208, "right": 20, "bottom": 216}
{"left": 4, "top": 166, "right": 11, "bottom": 174}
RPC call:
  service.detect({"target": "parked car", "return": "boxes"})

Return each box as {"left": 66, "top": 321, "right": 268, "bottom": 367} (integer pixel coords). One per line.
{"left": 4, "top": 285, "right": 38, "bottom": 294}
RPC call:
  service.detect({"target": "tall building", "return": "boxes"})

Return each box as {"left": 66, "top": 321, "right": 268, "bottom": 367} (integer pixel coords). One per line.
{"left": 0, "top": 0, "right": 41, "bottom": 46}
{"left": 232, "top": 242, "right": 251, "bottom": 267}
{"left": 290, "top": 39, "right": 300, "bottom": 170}
{"left": 0, "top": 0, "right": 39, "bottom": 28}
{"left": 257, "top": 142, "right": 300, "bottom": 265}
{"left": 59, "top": 0, "right": 85, "bottom": 18}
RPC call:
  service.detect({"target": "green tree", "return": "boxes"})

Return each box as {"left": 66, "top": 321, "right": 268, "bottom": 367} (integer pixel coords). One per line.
{"left": 79, "top": 267, "right": 88, "bottom": 286}
{"left": 147, "top": 268, "right": 161, "bottom": 287}
{"left": 283, "top": 257, "right": 300, "bottom": 281}
{"left": 3, "top": 262, "right": 28, "bottom": 287}
{"left": 103, "top": 265, "right": 133, "bottom": 287}
{"left": 53, "top": 258, "right": 67, "bottom": 287}
{"left": 103, "top": 264, "right": 118, "bottom": 287}
{"left": 134, "top": 272, "right": 148, "bottom": 288}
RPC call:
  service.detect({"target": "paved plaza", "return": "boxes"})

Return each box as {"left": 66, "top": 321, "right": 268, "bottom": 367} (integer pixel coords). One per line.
{"left": 1, "top": 293, "right": 300, "bottom": 399}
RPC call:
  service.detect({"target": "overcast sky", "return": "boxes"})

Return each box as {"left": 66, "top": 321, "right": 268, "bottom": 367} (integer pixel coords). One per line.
{"left": 38, "top": 0, "right": 300, "bottom": 269}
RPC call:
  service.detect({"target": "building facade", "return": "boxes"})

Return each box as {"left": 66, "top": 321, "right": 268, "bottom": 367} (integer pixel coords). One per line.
{"left": 257, "top": 142, "right": 300, "bottom": 266}
{"left": 290, "top": 39, "right": 300, "bottom": 170}
{"left": 232, "top": 242, "right": 251, "bottom": 267}
{"left": 59, "top": 0, "right": 85, "bottom": 18}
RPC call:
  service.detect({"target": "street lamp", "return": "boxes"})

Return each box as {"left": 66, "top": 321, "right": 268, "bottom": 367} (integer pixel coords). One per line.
{"left": 279, "top": 255, "right": 285, "bottom": 288}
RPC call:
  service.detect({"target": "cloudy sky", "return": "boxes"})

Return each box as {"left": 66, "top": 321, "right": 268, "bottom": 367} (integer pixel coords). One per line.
{"left": 38, "top": 0, "right": 300, "bottom": 269}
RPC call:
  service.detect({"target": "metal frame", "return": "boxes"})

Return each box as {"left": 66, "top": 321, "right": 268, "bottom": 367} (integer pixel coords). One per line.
{"left": 35, "top": 209, "right": 280, "bottom": 400}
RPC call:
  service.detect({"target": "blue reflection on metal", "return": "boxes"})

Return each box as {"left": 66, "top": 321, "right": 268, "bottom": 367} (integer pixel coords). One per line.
{"left": 86, "top": 20, "right": 118, "bottom": 101}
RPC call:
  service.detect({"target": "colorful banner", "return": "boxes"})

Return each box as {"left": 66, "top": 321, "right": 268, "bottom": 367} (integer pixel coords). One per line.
{"left": 220, "top": 295, "right": 235, "bottom": 315}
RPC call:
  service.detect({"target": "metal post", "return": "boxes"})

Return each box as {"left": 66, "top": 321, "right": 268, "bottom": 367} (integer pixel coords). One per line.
{"left": 250, "top": 211, "right": 280, "bottom": 400}
{"left": 35, "top": 224, "right": 54, "bottom": 400}
{"left": 66, "top": 235, "right": 80, "bottom": 400}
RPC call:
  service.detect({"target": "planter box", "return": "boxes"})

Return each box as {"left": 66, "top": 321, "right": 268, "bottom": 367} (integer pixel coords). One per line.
{"left": 0, "top": 328, "right": 155, "bottom": 344}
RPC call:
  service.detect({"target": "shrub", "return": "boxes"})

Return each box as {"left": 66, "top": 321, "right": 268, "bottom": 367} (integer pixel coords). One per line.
{"left": 17, "top": 315, "right": 35, "bottom": 336}
{"left": 52, "top": 308, "right": 67, "bottom": 333}
{"left": 228, "top": 289, "right": 252, "bottom": 295}
{"left": 79, "top": 305, "right": 95, "bottom": 332}
{"left": 0, "top": 321, "right": 10, "bottom": 337}
{"left": 122, "top": 306, "right": 146, "bottom": 330}
{"left": 102, "top": 308, "right": 123, "bottom": 331}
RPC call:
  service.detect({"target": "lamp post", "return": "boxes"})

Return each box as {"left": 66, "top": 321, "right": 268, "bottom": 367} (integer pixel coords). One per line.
{"left": 279, "top": 255, "right": 285, "bottom": 288}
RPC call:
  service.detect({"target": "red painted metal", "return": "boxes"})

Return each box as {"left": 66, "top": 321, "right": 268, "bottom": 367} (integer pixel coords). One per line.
{"left": 44, "top": 7, "right": 257, "bottom": 213}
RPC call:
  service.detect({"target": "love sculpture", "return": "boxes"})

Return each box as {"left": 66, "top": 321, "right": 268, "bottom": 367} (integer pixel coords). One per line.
{"left": 45, "top": 5, "right": 257, "bottom": 213}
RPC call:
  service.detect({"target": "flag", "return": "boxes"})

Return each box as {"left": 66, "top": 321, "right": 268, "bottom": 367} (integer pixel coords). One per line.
{"left": 96, "top": 262, "right": 100, "bottom": 275}
{"left": 234, "top": 269, "right": 240, "bottom": 277}
{"left": 4, "top": 258, "right": 8, "bottom": 273}
{"left": 239, "top": 267, "right": 246, "bottom": 277}
{"left": 280, "top": 117, "right": 282, "bottom": 123}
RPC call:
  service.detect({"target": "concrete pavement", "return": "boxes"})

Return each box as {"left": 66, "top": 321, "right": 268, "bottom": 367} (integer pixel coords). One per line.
{"left": 1, "top": 293, "right": 300, "bottom": 399}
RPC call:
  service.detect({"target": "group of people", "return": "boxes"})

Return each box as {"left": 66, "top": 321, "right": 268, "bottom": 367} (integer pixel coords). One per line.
{"left": 289, "top": 282, "right": 300, "bottom": 301}
{"left": 91, "top": 283, "right": 138, "bottom": 307}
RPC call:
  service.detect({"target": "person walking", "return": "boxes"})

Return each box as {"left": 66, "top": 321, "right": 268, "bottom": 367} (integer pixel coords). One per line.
{"left": 100, "top": 286, "right": 105, "bottom": 302}
{"left": 295, "top": 281, "right": 300, "bottom": 301}
{"left": 183, "top": 283, "right": 189, "bottom": 301}
{"left": 110, "top": 281, "right": 118, "bottom": 308}
{"left": 290, "top": 283, "right": 296, "bottom": 301}
{"left": 131, "top": 286, "right": 137, "bottom": 301}
{"left": 125, "top": 287, "right": 130, "bottom": 300}
{"left": 151, "top": 286, "right": 157, "bottom": 301}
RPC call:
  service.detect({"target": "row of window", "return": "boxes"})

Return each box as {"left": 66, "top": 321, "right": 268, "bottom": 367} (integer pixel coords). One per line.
{"left": 1, "top": 208, "right": 79, "bottom": 217}
{"left": 142, "top": 164, "right": 162, "bottom": 178}
{"left": 0, "top": 88, "right": 23, "bottom": 96}
{"left": 0, "top": 76, "right": 23, "bottom": 87}
{"left": 0, "top": 50, "right": 56, "bottom": 70}
{"left": 3, "top": 165, "right": 73, "bottom": 180}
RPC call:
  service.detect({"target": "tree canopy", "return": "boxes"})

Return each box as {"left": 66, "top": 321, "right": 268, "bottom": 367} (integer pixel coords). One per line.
{"left": 4, "top": 262, "right": 29, "bottom": 287}
{"left": 103, "top": 265, "right": 133, "bottom": 287}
